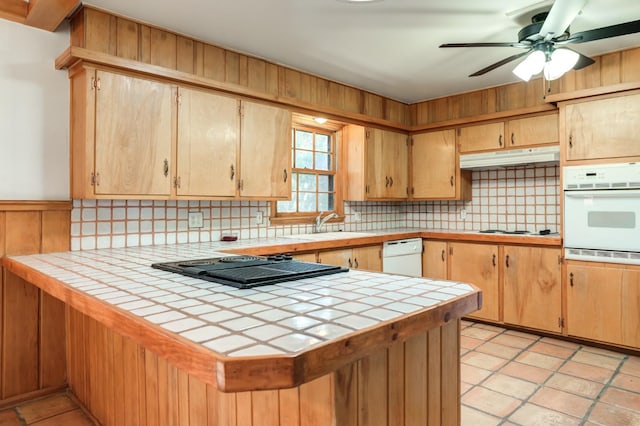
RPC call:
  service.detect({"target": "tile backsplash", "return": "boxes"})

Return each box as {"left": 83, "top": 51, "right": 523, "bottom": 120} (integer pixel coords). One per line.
{"left": 71, "top": 165, "right": 560, "bottom": 250}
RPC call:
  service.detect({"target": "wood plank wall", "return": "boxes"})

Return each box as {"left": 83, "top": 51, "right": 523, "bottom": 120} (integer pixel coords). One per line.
{"left": 410, "top": 47, "right": 640, "bottom": 127}
{"left": 67, "top": 305, "right": 460, "bottom": 426}
{"left": 0, "top": 202, "right": 70, "bottom": 406}
{"left": 70, "top": 7, "right": 410, "bottom": 128}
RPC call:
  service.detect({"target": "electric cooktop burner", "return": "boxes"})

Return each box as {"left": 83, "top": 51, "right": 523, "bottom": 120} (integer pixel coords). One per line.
{"left": 152, "top": 255, "right": 348, "bottom": 289}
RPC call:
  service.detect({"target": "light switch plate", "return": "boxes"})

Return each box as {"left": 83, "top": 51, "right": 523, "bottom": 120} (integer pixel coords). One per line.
{"left": 188, "top": 211, "right": 204, "bottom": 228}
{"left": 255, "top": 211, "right": 264, "bottom": 225}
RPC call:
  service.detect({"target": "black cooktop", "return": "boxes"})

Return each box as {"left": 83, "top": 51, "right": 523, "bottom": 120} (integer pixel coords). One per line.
{"left": 151, "top": 255, "right": 348, "bottom": 289}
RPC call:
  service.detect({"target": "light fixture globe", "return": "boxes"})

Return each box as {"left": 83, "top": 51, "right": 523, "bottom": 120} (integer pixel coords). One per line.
{"left": 512, "top": 49, "right": 545, "bottom": 81}
{"left": 543, "top": 48, "right": 580, "bottom": 80}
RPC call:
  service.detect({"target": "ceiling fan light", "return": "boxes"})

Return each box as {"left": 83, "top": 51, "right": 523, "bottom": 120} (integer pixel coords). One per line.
{"left": 543, "top": 48, "right": 580, "bottom": 80}
{"left": 513, "top": 50, "right": 545, "bottom": 81}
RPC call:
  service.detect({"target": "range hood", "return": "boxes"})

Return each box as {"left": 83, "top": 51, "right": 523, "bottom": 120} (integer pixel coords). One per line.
{"left": 460, "top": 146, "right": 560, "bottom": 170}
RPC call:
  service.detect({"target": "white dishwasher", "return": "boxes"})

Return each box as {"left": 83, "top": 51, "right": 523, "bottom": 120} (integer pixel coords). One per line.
{"left": 382, "top": 238, "right": 423, "bottom": 277}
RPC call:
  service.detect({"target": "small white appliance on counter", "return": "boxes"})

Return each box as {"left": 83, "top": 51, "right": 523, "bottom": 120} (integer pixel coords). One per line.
{"left": 563, "top": 162, "right": 640, "bottom": 265}
{"left": 382, "top": 238, "right": 423, "bottom": 277}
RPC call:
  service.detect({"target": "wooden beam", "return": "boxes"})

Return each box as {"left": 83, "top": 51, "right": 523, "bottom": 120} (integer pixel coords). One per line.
{"left": 0, "top": 0, "right": 28, "bottom": 24}
{"left": 24, "top": 0, "right": 80, "bottom": 31}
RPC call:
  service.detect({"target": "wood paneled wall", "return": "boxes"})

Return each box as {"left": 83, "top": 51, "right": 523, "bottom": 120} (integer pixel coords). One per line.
{"left": 67, "top": 305, "right": 460, "bottom": 426}
{"left": 0, "top": 202, "right": 70, "bottom": 406}
{"left": 70, "top": 7, "right": 410, "bottom": 128}
{"left": 410, "top": 47, "right": 640, "bottom": 127}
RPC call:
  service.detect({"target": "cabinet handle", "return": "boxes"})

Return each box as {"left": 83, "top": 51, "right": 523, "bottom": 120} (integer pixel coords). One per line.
{"left": 505, "top": 254, "right": 510, "bottom": 268}
{"left": 354, "top": 258, "right": 359, "bottom": 269}
{"left": 511, "top": 133, "right": 515, "bottom": 145}
{"left": 568, "top": 135, "right": 573, "bottom": 148}
{"left": 283, "top": 169, "right": 288, "bottom": 182}
{"left": 569, "top": 272, "right": 574, "bottom": 287}
{"left": 230, "top": 164, "right": 235, "bottom": 180}
{"left": 348, "top": 258, "right": 352, "bottom": 268}
{"left": 389, "top": 177, "right": 393, "bottom": 186}
{"left": 492, "top": 254, "right": 496, "bottom": 267}
{"left": 441, "top": 249, "right": 446, "bottom": 262}
{"left": 498, "top": 134, "right": 503, "bottom": 147}
{"left": 163, "top": 159, "right": 169, "bottom": 177}
{"left": 385, "top": 176, "right": 389, "bottom": 187}
{"left": 450, "top": 176, "right": 454, "bottom": 186}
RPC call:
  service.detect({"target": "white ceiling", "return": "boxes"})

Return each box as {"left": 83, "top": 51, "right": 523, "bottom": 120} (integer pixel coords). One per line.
{"left": 84, "top": 0, "right": 640, "bottom": 103}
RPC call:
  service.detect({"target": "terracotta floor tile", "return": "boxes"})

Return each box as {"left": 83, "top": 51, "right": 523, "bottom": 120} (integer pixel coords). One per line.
{"left": 490, "top": 334, "right": 534, "bottom": 349}
{"left": 0, "top": 409, "right": 22, "bottom": 426}
{"left": 560, "top": 361, "right": 614, "bottom": 383}
{"left": 600, "top": 387, "right": 640, "bottom": 413}
{"left": 473, "top": 323, "right": 506, "bottom": 333}
{"left": 620, "top": 356, "right": 640, "bottom": 378}
{"left": 461, "top": 382, "right": 474, "bottom": 395}
{"left": 588, "top": 402, "right": 640, "bottom": 425}
{"left": 581, "top": 345, "right": 626, "bottom": 359}
{"left": 461, "top": 327, "right": 500, "bottom": 340}
{"left": 461, "top": 335, "right": 484, "bottom": 350}
{"left": 461, "top": 364, "right": 493, "bottom": 385}
{"left": 545, "top": 373, "right": 604, "bottom": 398}
{"left": 462, "top": 386, "right": 521, "bottom": 418}
{"left": 482, "top": 373, "right": 538, "bottom": 400}
{"left": 503, "top": 329, "right": 538, "bottom": 340}
{"left": 529, "top": 387, "right": 593, "bottom": 419}
{"left": 462, "top": 352, "right": 507, "bottom": 371}
{"left": 572, "top": 350, "right": 623, "bottom": 370}
{"left": 460, "top": 405, "right": 501, "bottom": 426}
{"left": 515, "top": 351, "right": 564, "bottom": 370}
{"left": 528, "top": 341, "right": 576, "bottom": 359}
{"left": 500, "top": 361, "right": 553, "bottom": 384}
{"left": 461, "top": 320, "right": 474, "bottom": 328}
{"left": 611, "top": 372, "right": 640, "bottom": 394}
{"left": 539, "top": 336, "right": 581, "bottom": 350}
{"left": 475, "top": 342, "right": 522, "bottom": 360}
{"left": 508, "top": 403, "right": 581, "bottom": 426}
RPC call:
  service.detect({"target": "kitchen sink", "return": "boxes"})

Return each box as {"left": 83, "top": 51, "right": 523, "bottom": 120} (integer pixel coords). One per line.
{"left": 283, "top": 231, "right": 374, "bottom": 241}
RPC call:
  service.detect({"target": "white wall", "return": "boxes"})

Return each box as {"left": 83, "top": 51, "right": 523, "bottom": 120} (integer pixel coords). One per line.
{"left": 0, "top": 19, "right": 69, "bottom": 200}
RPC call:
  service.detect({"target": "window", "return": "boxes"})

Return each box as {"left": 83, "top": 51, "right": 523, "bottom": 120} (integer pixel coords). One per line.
{"left": 274, "top": 124, "right": 342, "bottom": 221}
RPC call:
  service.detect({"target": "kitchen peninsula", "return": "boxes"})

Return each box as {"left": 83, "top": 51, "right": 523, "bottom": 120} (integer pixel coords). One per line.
{"left": 2, "top": 239, "right": 480, "bottom": 426}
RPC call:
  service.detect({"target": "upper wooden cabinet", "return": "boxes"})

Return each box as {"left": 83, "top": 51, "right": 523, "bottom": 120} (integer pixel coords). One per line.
{"left": 503, "top": 246, "right": 562, "bottom": 333}
{"left": 458, "top": 122, "right": 504, "bottom": 153}
{"left": 410, "top": 129, "right": 471, "bottom": 200}
{"left": 71, "top": 68, "right": 175, "bottom": 198}
{"left": 176, "top": 87, "right": 239, "bottom": 198}
{"left": 239, "top": 101, "right": 291, "bottom": 199}
{"left": 458, "top": 113, "right": 558, "bottom": 154}
{"left": 563, "top": 91, "right": 640, "bottom": 162}
{"left": 69, "top": 65, "right": 291, "bottom": 200}
{"left": 343, "top": 125, "right": 409, "bottom": 201}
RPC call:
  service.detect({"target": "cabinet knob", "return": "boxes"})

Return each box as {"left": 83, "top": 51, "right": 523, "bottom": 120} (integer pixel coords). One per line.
{"left": 230, "top": 164, "right": 235, "bottom": 180}
{"left": 385, "top": 176, "right": 390, "bottom": 187}
{"left": 283, "top": 169, "right": 288, "bottom": 182}
{"left": 569, "top": 272, "right": 574, "bottom": 287}
{"left": 348, "top": 258, "right": 352, "bottom": 268}
{"left": 568, "top": 135, "right": 573, "bottom": 148}
{"left": 492, "top": 254, "right": 496, "bottom": 267}
{"left": 163, "top": 159, "right": 169, "bottom": 177}
{"left": 389, "top": 177, "right": 393, "bottom": 186}
{"left": 354, "top": 258, "right": 359, "bottom": 269}
{"left": 450, "top": 176, "right": 454, "bottom": 187}
{"left": 441, "top": 249, "right": 445, "bottom": 262}
{"left": 498, "top": 134, "right": 503, "bottom": 147}
{"left": 505, "top": 254, "right": 510, "bottom": 268}
{"left": 511, "top": 133, "right": 515, "bottom": 145}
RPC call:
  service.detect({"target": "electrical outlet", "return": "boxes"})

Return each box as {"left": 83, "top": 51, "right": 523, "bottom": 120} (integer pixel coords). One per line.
{"left": 188, "top": 211, "right": 203, "bottom": 228}
{"left": 459, "top": 208, "right": 467, "bottom": 220}
{"left": 255, "top": 211, "right": 264, "bottom": 225}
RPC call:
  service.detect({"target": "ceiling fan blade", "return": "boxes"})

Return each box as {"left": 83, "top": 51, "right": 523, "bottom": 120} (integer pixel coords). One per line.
{"left": 570, "top": 20, "right": 640, "bottom": 43}
{"left": 573, "top": 52, "right": 596, "bottom": 70}
{"left": 440, "top": 42, "right": 529, "bottom": 48}
{"left": 539, "top": 0, "right": 589, "bottom": 38}
{"left": 469, "top": 50, "right": 532, "bottom": 77}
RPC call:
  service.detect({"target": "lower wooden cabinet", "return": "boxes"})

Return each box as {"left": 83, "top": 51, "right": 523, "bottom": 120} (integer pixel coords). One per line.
{"left": 503, "top": 246, "right": 562, "bottom": 333}
{"left": 566, "top": 262, "right": 640, "bottom": 348}
{"left": 422, "top": 240, "right": 447, "bottom": 280}
{"left": 317, "top": 245, "right": 382, "bottom": 271}
{"left": 448, "top": 242, "right": 499, "bottom": 322}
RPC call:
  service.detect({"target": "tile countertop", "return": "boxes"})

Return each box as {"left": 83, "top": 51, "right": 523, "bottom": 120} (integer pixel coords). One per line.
{"left": 2, "top": 238, "right": 480, "bottom": 392}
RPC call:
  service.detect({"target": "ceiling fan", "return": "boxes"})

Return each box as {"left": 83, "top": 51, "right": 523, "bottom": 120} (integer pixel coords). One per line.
{"left": 439, "top": 0, "right": 640, "bottom": 81}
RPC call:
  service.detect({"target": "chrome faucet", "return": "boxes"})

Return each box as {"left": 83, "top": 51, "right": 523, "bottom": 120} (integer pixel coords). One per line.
{"left": 314, "top": 211, "right": 338, "bottom": 233}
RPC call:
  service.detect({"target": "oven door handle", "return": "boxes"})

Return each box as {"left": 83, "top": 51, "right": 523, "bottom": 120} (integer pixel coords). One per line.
{"left": 564, "top": 189, "right": 640, "bottom": 198}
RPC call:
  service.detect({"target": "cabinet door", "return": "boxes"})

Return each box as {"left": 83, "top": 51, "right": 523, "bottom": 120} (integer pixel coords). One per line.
{"left": 565, "top": 93, "right": 640, "bottom": 161}
{"left": 422, "top": 240, "right": 447, "bottom": 280}
{"left": 458, "top": 122, "right": 504, "bottom": 153}
{"left": 566, "top": 264, "right": 623, "bottom": 344}
{"left": 411, "top": 130, "right": 456, "bottom": 199}
{"left": 353, "top": 245, "right": 381, "bottom": 271}
{"left": 318, "top": 248, "right": 353, "bottom": 268}
{"left": 365, "top": 128, "right": 387, "bottom": 199}
{"left": 94, "top": 71, "right": 173, "bottom": 196}
{"left": 176, "top": 88, "right": 239, "bottom": 197}
{"left": 449, "top": 242, "right": 499, "bottom": 321}
{"left": 383, "top": 130, "right": 409, "bottom": 199}
{"left": 240, "top": 101, "right": 291, "bottom": 198}
{"left": 622, "top": 269, "right": 640, "bottom": 348}
{"left": 503, "top": 246, "right": 562, "bottom": 332}
{"left": 292, "top": 252, "right": 318, "bottom": 263}
{"left": 507, "top": 114, "right": 558, "bottom": 147}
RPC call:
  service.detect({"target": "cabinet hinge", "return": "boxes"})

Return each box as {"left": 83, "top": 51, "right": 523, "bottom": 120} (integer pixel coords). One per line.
{"left": 558, "top": 255, "right": 564, "bottom": 264}
{"left": 365, "top": 130, "right": 370, "bottom": 139}
{"left": 406, "top": 187, "right": 409, "bottom": 195}
{"left": 411, "top": 187, "right": 415, "bottom": 195}
{"left": 449, "top": 247, "right": 453, "bottom": 255}
{"left": 456, "top": 128, "right": 461, "bottom": 136}
{"left": 176, "top": 93, "right": 182, "bottom": 106}
{"left": 173, "top": 176, "right": 181, "bottom": 189}
{"left": 365, "top": 185, "right": 369, "bottom": 194}
{"left": 90, "top": 172, "right": 96, "bottom": 186}
{"left": 239, "top": 104, "right": 243, "bottom": 117}
{"left": 238, "top": 179, "right": 244, "bottom": 190}
{"left": 558, "top": 317, "right": 565, "bottom": 329}
{"left": 410, "top": 137, "right": 414, "bottom": 146}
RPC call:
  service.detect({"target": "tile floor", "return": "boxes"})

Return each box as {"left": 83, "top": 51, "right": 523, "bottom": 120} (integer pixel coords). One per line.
{"left": 461, "top": 321, "right": 640, "bottom": 425}
{"left": 0, "top": 392, "right": 95, "bottom": 425}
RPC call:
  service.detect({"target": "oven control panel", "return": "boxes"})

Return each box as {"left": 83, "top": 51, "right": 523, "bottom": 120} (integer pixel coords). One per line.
{"left": 563, "top": 162, "right": 640, "bottom": 190}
